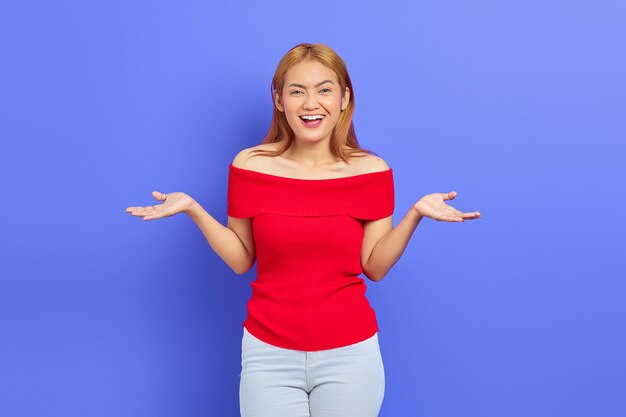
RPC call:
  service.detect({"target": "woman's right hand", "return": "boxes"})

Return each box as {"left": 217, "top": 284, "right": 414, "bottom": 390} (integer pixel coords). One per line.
{"left": 125, "top": 191, "right": 196, "bottom": 221}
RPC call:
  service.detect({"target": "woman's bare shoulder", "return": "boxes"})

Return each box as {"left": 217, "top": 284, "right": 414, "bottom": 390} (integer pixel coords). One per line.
{"left": 350, "top": 153, "right": 390, "bottom": 174}
{"left": 232, "top": 143, "right": 279, "bottom": 169}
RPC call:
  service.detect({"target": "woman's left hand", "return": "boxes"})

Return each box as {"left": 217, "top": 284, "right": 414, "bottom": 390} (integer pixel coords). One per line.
{"left": 413, "top": 191, "right": 481, "bottom": 222}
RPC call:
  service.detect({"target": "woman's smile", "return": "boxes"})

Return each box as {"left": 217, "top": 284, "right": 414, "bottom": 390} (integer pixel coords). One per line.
{"left": 300, "top": 114, "right": 325, "bottom": 128}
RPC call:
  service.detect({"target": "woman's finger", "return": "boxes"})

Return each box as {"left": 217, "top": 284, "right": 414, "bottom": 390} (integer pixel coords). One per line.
{"left": 143, "top": 211, "right": 167, "bottom": 221}
{"left": 143, "top": 212, "right": 162, "bottom": 220}
{"left": 458, "top": 211, "right": 481, "bottom": 220}
{"left": 462, "top": 211, "right": 481, "bottom": 218}
{"left": 152, "top": 191, "right": 168, "bottom": 201}
{"left": 128, "top": 206, "right": 157, "bottom": 215}
{"left": 442, "top": 191, "right": 457, "bottom": 201}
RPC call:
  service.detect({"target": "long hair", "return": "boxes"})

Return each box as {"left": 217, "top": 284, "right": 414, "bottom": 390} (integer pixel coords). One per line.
{"left": 249, "top": 43, "right": 376, "bottom": 163}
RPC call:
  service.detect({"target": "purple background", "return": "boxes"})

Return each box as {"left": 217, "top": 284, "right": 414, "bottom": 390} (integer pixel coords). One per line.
{"left": 1, "top": 1, "right": 625, "bottom": 416}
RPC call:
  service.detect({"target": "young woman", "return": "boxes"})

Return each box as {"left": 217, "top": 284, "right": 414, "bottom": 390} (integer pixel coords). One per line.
{"left": 126, "top": 43, "right": 481, "bottom": 417}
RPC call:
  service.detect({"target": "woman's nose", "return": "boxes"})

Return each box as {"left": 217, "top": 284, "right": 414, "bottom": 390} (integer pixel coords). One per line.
{"left": 303, "top": 95, "right": 319, "bottom": 109}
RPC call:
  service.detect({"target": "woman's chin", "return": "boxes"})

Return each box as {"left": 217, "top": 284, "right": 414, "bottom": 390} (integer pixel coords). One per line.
{"left": 294, "top": 133, "right": 331, "bottom": 144}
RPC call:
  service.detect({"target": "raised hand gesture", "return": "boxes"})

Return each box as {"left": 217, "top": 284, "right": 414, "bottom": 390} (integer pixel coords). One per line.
{"left": 125, "top": 191, "right": 195, "bottom": 221}
{"left": 413, "top": 191, "right": 481, "bottom": 222}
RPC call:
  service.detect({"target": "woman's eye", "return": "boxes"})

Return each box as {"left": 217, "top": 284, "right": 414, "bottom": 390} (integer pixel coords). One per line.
{"left": 290, "top": 89, "right": 330, "bottom": 95}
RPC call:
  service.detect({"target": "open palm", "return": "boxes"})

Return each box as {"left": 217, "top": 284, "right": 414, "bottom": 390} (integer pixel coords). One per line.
{"left": 125, "top": 191, "right": 194, "bottom": 221}
{"left": 413, "top": 191, "right": 481, "bottom": 222}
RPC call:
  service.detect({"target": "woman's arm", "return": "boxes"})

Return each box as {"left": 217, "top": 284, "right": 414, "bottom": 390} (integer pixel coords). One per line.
{"left": 362, "top": 208, "right": 423, "bottom": 282}
{"left": 186, "top": 202, "right": 256, "bottom": 275}
{"left": 362, "top": 191, "right": 481, "bottom": 281}
{"left": 126, "top": 190, "right": 255, "bottom": 275}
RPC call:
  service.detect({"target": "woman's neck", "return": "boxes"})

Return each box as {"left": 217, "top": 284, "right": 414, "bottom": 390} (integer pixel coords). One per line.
{"left": 281, "top": 139, "right": 341, "bottom": 167}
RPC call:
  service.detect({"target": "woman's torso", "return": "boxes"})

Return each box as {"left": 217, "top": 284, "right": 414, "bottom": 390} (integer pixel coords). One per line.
{"left": 229, "top": 142, "right": 394, "bottom": 350}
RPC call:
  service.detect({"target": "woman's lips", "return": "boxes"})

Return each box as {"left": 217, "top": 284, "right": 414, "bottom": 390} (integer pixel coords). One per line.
{"left": 300, "top": 116, "right": 324, "bottom": 128}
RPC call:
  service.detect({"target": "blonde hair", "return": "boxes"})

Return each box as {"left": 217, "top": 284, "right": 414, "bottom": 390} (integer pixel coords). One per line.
{"left": 250, "top": 42, "right": 376, "bottom": 163}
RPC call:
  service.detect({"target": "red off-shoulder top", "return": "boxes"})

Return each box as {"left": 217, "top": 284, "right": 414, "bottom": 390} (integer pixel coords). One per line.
{"left": 227, "top": 163, "right": 395, "bottom": 351}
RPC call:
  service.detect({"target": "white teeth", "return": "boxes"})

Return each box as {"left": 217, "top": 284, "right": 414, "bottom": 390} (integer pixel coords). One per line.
{"left": 301, "top": 115, "right": 324, "bottom": 120}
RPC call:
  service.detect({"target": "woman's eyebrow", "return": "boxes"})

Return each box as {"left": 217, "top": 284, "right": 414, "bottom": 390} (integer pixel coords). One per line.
{"left": 288, "top": 80, "right": 335, "bottom": 88}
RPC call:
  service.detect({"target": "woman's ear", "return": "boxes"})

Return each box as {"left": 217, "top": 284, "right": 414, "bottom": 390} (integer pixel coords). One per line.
{"left": 274, "top": 90, "right": 284, "bottom": 112}
{"left": 341, "top": 86, "right": 350, "bottom": 111}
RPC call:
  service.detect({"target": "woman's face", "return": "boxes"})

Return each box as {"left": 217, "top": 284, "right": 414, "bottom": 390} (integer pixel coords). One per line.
{"left": 274, "top": 59, "right": 350, "bottom": 146}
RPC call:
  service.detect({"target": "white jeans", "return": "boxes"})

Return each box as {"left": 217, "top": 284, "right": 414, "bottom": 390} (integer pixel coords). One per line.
{"left": 239, "top": 327, "right": 385, "bottom": 417}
